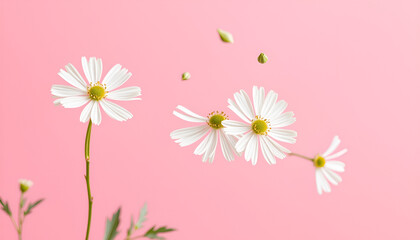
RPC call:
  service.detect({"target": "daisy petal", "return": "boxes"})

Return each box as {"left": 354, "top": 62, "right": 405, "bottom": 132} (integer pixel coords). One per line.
{"left": 59, "top": 96, "right": 90, "bottom": 108}
{"left": 260, "top": 136, "right": 276, "bottom": 165}
{"left": 266, "top": 136, "right": 290, "bottom": 158}
{"left": 102, "top": 64, "right": 122, "bottom": 85}
{"left": 271, "top": 112, "right": 296, "bottom": 127}
{"left": 222, "top": 120, "right": 251, "bottom": 135}
{"left": 227, "top": 98, "right": 251, "bottom": 123}
{"left": 323, "top": 136, "right": 341, "bottom": 157}
{"left": 100, "top": 99, "right": 133, "bottom": 121}
{"left": 51, "top": 85, "right": 86, "bottom": 97}
{"left": 203, "top": 130, "right": 218, "bottom": 163}
{"left": 253, "top": 86, "right": 265, "bottom": 116}
{"left": 325, "top": 149, "right": 348, "bottom": 160}
{"left": 171, "top": 125, "right": 210, "bottom": 147}
{"left": 235, "top": 132, "right": 253, "bottom": 153}
{"left": 245, "top": 134, "right": 258, "bottom": 165}
{"left": 325, "top": 161, "right": 345, "bottom": 172}
{"left": 91, "top": 101, "right": 102, "bottom": 125}
{"left": 315, "top": 169, "right": 324, "bottom": 195}
{"left": 219, "top": 130, "right": 236, "bottom": 161}
{"left": 107, "top": 86, "right": 141, "bottom": 101}
{"left": 268, "top": 129, "right": 297, "bottom": 144}
{"left": 80, "top": 101, "right": 94, "bottom": 123}
{"left": 175, "top": 105, "right": 207, "bottom": 120}
{"left": 106, "top": 68, "right": 131, "bottom": 91}
{"left": 64, "top": 63, "right": 87, "bottom": 88}
{"left": 322, "top": 167, "right": 342, "bottom": 185}
{"left": 233, "top": 90, "right": 255, "bottom": 120}
{"left": 173, "top": 111, "right": 206, "bottom": 123}
{"left": 99, "top": 100, "right": 125, "bottom": 121}
{"left": 260, "top": 90, "right": 278, "bottom": 117}
{"left": 319, "top": 170, "right": 331, "bottom": 193}
{"left": 194, "top": 129, "right": 214, "bottom": 155}
{"left": 266, "top": 100, "right": 287, "bottom": 120}
{"left": 58, "top": 69, "right": 87, "bottom": 91}
{"left": 81, "top": 57, "right": 93, "bottom": 84}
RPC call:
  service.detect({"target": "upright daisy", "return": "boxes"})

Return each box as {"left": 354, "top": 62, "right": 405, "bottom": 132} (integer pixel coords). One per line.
{"left": 222, "top": 86, "right": 297, "bottom": 165}
{"left": 51, "top": 56, "right": 141, "bottom": 125}
{"left": 170, "top": 105, "right": 240, "bottom": 163}
{"left": 312, "top": 136, "right": 347, "bottom": 195}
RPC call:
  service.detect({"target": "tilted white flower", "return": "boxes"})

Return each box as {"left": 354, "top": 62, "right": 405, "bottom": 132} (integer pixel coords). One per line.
{"left": 51, "top": 57, "right": 141, "bottom": 125}
{"left": 170, "top": 105, "right": 240, "bottom": 163}
{"left": 19, "top": 179, "right": 33, "bottom": 193}
{"left": 222, "top": 86, "right": 297, "bottom": 165}
{"left": 314, "top": 136, "right": 347, "bottom": 195}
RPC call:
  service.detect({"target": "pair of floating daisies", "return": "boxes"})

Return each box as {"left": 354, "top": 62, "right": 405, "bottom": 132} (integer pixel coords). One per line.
{"left": 51, "top": 57, "right": 347, "bottom": 195}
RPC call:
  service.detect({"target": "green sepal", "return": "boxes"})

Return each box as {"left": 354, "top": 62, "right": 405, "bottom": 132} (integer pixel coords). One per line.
{"left": 24, "top": 198, "right": 44, "bottom": 216}
{"left": 104, "top": 208, "right": 121, "bottom": 240}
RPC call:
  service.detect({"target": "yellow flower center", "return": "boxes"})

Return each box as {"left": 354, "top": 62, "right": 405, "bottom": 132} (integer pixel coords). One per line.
{"left": 313, "top": 155, "right": 326, "bottom": 168}
{"left": 251, "top": 116, "right": 270, "bottom": 135}
{"left": 207, "top": 111, "right": 228, "bottom": 129}
{"left": 88, "top": 83, "right": 107, "bottom": 100}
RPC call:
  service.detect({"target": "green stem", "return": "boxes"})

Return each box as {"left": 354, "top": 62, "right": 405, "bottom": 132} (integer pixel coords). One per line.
{"left": 84, "top": 120, "right": 93, "bottom": 240}
{"left": 288, "top": 152, "right": 314, "bottom": 161}
{"left": 128, "top": 235, "right": 146, "bottom": 240}
{"left": 18, "top": 192, "right": 23, "bottom": 240}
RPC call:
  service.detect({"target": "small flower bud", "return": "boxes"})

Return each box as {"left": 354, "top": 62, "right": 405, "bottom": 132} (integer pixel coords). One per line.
{"left": 258, "top": 53, "right": 268, "bottom": 64}
{"left": 182, "top": 72, "right": 191, "bottom": 80}
{"left": 19, "top": 179, "right": 33, "bottom": 193}
{"left": 217, "top": 29, "right": 234, "bottom": 43}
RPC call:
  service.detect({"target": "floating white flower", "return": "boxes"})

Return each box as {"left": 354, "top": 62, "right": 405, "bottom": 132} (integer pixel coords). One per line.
{"left": 51, "top": 57, "right": 141, "bottom": 125}
{"left": 19, "top": 179, "right": 33, "bottom": 193}
{"left": 223, "top": 86, "right": 297, "bottom": 165}
{"left": 313, "top": 136, "right": 347, "bottom": 195}
{"left": 170, "top": 105, "right": 240, "bottom": 163}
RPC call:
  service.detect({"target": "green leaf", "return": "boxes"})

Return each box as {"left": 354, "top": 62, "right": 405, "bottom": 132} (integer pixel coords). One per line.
{"left": 135, "top": 203, "right": 147, "bottom": 230}
{"left": 24, "top": 199, "right": 44, "bottom": 216}
{"left": 104, "top": 208, "right": 121, "bottom": 240}
{"left": 0, "top": 198, "right": 12, "bottom": 216}
{"left": 144, "top": 226, "right": 176, "bottom": 240}
{"left": 127, "top": 216, "right": 134, "bottom": 237}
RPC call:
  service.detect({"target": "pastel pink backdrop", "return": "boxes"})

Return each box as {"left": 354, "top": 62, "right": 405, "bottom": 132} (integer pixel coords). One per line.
{"left": 1, "top": 0, "right": 419, "bottom": 239}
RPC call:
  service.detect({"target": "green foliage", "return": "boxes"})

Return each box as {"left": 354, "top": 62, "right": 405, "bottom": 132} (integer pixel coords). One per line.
{"left": 24, "top": 199, "right": 44, "bottom": 216}
{"left": 144, "top": 226, "right": 176, "bottom": 240}
{"left": 0, "top": 197, "right": 12, "bottom": 216}
{"left": 135, "top": 203, "right": 147, "bottom": 230}
{"left": 104, "top": 208, "right": 121, "bottom": 240}
{"left": 127, "top": 216, "right": 134, "bottom": 237}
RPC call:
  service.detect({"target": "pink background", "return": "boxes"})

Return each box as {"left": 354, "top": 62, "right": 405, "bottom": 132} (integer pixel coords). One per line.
{"left": 1, "top": 0, "right": 419, "bottom": 239}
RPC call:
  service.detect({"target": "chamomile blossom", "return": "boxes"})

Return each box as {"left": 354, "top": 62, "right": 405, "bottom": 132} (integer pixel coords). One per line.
{"left": 170, "top": 105, "right": 240, "bottom": 163}
{"left": 223, "top": 86, "right": 297, "bottom": 165}
{"left": 314, "top": 136, "right": 347, "bottom": 195}
{"left": 51, "top": 57, "right": 141, "bottom": 125}
{"left": 19, "top": 179, "right": 33, "bottom": 193}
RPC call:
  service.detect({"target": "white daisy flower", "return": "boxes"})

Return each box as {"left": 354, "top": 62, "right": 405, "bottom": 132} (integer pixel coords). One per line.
{"left": 313, "top": 136, "right": 347, "bottom": 195}
{"left": 51, "top": 57, "right": 141, "bottom": 125}
{"left": 19, "top": 179, "right": 33, "bottom": 193}
{"left": 170, "top": 105, "right": 240, "bottom": 163}
{"left": 222, "top": 86, "right": 297, "bottom": 165}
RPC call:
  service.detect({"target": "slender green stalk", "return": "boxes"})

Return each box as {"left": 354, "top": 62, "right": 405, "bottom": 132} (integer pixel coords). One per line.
{"left": 8, "top": 215, "right": 19, "bottom": 235}
{"left": 84, "top": 120, "right": 93, "bottom": 240}
{"left": 288, "top": 152, "right": 314, "bottom": 161}
{"left": 18, "top": 192, "right": 23, "bottom": 240}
